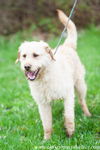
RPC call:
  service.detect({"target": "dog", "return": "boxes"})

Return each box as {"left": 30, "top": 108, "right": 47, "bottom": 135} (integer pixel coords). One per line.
{"left": 16, "top": 10, "right": 91, "bottom": 140}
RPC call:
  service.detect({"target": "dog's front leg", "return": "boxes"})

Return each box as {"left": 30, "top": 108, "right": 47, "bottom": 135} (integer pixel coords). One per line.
{"left": 64, "top": 87, "right": 75, "bottom": 137}
{"left": 38, "top": 103, "right": 52, "bottom": 140}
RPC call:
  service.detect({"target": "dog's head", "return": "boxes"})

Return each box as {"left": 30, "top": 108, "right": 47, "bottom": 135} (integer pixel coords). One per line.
{"left": 16, "top": 41, "right": 55, "bottom": 81}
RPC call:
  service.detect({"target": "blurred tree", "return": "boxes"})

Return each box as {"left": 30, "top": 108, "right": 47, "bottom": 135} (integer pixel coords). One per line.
{"left": 0, "top": 0, "right": 99, "bottom": 35}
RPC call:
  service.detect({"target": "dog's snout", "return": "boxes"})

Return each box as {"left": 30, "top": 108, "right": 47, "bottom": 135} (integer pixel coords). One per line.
{"left": 24, "top": 65, "right": 31, "bottom": 71}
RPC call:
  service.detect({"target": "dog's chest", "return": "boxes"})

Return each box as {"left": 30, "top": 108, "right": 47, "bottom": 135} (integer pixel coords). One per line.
{"left": 29, "top": 59, "right": 74, "bottom": 104}
{"left": 29, "top": 75, "right": 69, "bottom": 103}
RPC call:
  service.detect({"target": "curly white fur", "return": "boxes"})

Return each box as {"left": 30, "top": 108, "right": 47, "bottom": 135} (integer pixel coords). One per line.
{"left": 17, "top": 10, "right": 91, "bottom": 140}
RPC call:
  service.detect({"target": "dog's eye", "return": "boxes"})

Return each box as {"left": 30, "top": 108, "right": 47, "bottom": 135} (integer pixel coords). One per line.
{"left": 23, "top": 54, "right": 26, "bottom": 58}
{"left": 33, "top": 53, "right": 39, "bottom": 57}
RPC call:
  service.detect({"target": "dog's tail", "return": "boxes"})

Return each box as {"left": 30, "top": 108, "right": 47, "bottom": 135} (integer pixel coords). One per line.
{"left": 57, "top": 9, "right": 77, "bottom": 49}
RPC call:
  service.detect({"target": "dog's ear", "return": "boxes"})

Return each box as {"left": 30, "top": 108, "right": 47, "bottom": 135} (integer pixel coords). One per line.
{"left": 15, "top": 51, "right": 20, "bottom": 64}
{"left": 45, "top": 46, "right": 55, "bottom": 61}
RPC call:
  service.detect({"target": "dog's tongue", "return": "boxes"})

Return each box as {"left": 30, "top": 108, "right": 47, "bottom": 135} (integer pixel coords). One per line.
{"left": 27, "top": 71, "right": 36, "bottom": 80}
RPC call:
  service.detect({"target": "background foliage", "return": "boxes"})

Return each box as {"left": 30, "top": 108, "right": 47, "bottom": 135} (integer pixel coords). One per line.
{"left": 0, "top": 0, "right": 100, "bottom": 35}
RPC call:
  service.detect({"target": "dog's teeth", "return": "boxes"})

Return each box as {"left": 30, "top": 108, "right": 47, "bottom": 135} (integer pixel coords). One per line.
{"left": 25, "top": 68, "right": 40, "bottom": 81}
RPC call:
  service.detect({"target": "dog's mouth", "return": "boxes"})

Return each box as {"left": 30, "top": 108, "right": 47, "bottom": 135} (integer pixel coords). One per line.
{"left": 25, "top": 68, "right": 40, "bottom": 81}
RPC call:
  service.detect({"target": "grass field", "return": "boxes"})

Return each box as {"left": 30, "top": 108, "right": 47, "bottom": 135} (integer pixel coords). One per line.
{"left": 0, "top": 26, "right": 100, "bottom": 150}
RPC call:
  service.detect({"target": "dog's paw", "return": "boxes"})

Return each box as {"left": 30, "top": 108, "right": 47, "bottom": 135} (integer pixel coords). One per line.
{"left": 44, "top": 130, "right": 52, "bottom": 140}
{"left": 44, "top": 134, "right": 51, "bottom": 140}
{"left": 66, "top": 128, "right": 74, "bottom": 138}
{"left": 65, "top": 121, "right": 75, "bottom": 138}
{"left": 84, "top": 111, "right": 92, "bottom": 117}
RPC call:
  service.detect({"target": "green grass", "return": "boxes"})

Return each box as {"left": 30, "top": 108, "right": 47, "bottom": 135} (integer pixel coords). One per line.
{"left": 0, "top": 26, "right": 100, "bottom": 150}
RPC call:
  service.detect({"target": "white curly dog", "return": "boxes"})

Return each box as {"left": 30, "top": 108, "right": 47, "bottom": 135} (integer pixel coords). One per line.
{"left": 16, "top": 10, "right": 91, "bottom": 140}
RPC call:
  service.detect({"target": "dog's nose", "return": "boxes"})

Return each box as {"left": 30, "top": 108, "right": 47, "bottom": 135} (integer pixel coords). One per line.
{"left": 24, "top": 65, "right": 31, "bottom": 71}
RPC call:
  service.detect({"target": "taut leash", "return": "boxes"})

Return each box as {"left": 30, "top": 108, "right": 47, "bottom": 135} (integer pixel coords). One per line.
{"left": 54, "top": 0, "right": 78, "bottom": 55}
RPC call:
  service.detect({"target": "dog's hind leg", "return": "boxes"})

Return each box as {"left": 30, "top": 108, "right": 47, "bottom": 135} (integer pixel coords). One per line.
{"left": 75, "top": 78, "right": 91, "bottom": 117}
